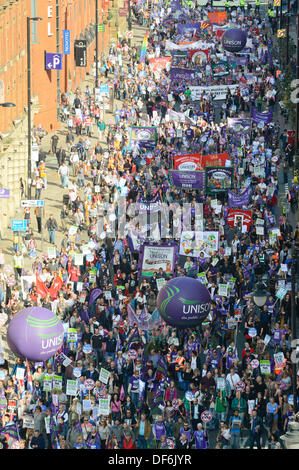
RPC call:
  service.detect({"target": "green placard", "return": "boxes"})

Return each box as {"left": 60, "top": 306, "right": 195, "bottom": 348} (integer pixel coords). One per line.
{"left": 97, "top": 24, "right": 105, "bottom": 32}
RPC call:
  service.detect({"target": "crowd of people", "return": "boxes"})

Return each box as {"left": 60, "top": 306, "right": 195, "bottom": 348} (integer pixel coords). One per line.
{"left": 0, "top": 0, "right": 299, "bottom": 450}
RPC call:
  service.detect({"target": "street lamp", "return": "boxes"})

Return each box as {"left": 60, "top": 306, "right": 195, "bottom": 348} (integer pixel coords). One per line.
{"left": 252, "top": 283, "right": 269, "bottom": 308}
{"left": 281, "top": 413, "right": 299, "bottom": 448}
{"left": 27, "top": 16, "right": 42, "bottom": 200}
{"left": 0, "top": 103, "right": 16, "bottom": 108}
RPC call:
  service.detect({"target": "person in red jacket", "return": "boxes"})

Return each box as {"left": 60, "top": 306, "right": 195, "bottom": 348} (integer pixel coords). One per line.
{"left": 123, "top": 434, "right": 136, "bottom": 449}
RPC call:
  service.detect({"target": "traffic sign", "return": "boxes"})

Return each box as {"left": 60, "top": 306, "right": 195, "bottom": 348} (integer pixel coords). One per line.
{"left": 126, "top": 31, "right": 133, "bottom": 39}
{"left": 166, "top": 439, "right": 175, "bottom": 449}
{"left": 45, "top": 53, "right": 63, "bottom": 70}
{"left": 128, "top": 349, "right": 138, "bottom": 360}
{"left": 250, "top": 359, "right": 260, "bottom": 369}
{"left": 172, "top": 399, "right": 179, "bottom": 410}
{"left": 274, "top": 0, "right": 281, "bottom": 5}
{"left": 11, "top": 219, "right": 27, "bottom": 231}
{"left": 235, "top": 381, "right": 246, "bottom": 392}
{"left": 277, "top": 29, "right": 286, "bottom": 38}
{"left": 201, "top": 410, "right": 212, "bottom": 423}
{"left": 21, "top": 200, "right": 44, "bottom": 208}
{"left": 84, "top": 379, "right": 95, "bottom": 390}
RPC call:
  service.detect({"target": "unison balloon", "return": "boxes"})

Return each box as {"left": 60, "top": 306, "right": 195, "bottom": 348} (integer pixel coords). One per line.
{"left": 7, "top": 307, "right": 64, "bottom": 362}
{"left": 157, "top": 277, "right": 211, "bottom": 328}
{"left": 221, "top": 28, "right": 247, "bottom": 53}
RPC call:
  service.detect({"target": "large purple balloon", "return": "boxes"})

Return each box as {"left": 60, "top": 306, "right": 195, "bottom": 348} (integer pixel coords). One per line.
{"left": 221, "top": 28, "right": 247, "bottom": 53}
{"left": 157, "top": 277, "right": 211, "bottom": 328}
{"left": 7, "top": 307, "right": 64, "bottom": 362}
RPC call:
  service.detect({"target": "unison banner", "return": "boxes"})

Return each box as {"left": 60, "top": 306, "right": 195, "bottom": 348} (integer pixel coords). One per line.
{"left": 170, "top": 170, "right": 205, "bottom": 190}
{"left": 130, "top": 126, "right": 157, "bottom": 148}
{"left": 205, "top": 167, "right": 234, "bottom": 194}
{"left": 179, "top": 231, "right": 219, "bottom": 258}
{"left": 137, "top": 192, "right": 162, "bottom": 213}
{"left": 189, "top": 84, "right": 240, "bottom": 100}
{"left": 170, "top": 67, "right": 197, "bottom": 81}
{"left": 139, "top": 244, "right": 177, "bottom": 278}
{"left": 228, "top": 186, "right": 252, "bottom": 208}
{"left": 173, "top": 152, "right": 229, "bottom": 170}
{"left": 173, "top": 153, "right": 202, "bottom": 171}
{"left": 149, "top": 56, "right": 172, "bottom": 72}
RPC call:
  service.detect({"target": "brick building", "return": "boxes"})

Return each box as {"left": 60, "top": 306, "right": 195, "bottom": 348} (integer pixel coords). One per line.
{"left": 31, "top": 0, "right": 111, "bottom": 132}
{"left": 0, "top": 0, "right": 29, "bottom": 135}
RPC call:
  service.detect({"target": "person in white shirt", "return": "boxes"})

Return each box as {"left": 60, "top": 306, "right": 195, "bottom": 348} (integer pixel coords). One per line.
{"left": 58, "top": 162, "right": 69, "bottom": 188}
{"left": 226, "top": 368, "right": 241, "bottom": 393}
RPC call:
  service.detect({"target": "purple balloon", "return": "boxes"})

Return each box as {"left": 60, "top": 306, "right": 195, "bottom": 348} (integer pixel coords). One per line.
{"left": 7, "top": 307, "right": 64, "bottom": 362}
{"left": 221, "top": 28, "right": 247, "bottom": 53}
{"left": 157, "top": 277, "right": 211, "bottom": 328}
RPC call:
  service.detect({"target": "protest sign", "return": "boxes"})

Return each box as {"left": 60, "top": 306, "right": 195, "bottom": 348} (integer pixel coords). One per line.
{"left": 99, "top": 368, "right": 110, "bottom": 384}
{"left": 66, "top": 380, "right": 78, "bottom": 396}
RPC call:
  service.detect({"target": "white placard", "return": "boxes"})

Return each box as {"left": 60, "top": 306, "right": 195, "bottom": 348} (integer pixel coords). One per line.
{"left": 66, "top": 379, "right": 78, "bottom": 396}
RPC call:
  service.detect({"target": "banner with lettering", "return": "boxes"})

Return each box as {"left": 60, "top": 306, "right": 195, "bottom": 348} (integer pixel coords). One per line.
{"left": 173, "top": 153, "right": 202, "bottom": 171}
{"left": 139, "top": 244, "right": 177, "bottom": 278}
{"left": 212, "top": 61, "right": 230, "bottom": 77}
{"left": 251, "top": 108, "right": 273, "bottom": 125}
{"left": 205, "top": 167, "right": 234, "bottom": 194}
{"left": 170, "top": 170, "right": 205, "bottom": 190}
{"left": 170, "top": 67, "right": 197, "bottom": 81}
{"left": 228, "top": 186, "right": 252, "bottom": 208}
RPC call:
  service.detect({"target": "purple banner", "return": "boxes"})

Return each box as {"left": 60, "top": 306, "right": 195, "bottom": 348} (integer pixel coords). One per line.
{"left": 130, "top": 126, "right": 157, "bottom": 149}
{"left": 137, "top": 192, "right": 162, "bottom": 213}
{"left": 228, "top": 55, "right": 248, "bottom": 66}
{"left": 251, "top": 108, "right": 273, "bottom": 125}
{"left": 177, "top": 23, "right": 202, "bottom": 35}
{"left": 228, "top": 185, "right": 251, "bottom": 208}
{"left": 170, "top": 67, "right": 196, "bottom": 81}
{"left": 227, "top": 117, "right": 251, "bottom": 144}
{"left": 170, "top": 170, "right": 205, "bottom": 190}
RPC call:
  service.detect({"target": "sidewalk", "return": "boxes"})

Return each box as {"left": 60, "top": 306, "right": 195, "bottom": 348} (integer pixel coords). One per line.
{"left": 0, "top": 21, "right": 146, "bottom": 273}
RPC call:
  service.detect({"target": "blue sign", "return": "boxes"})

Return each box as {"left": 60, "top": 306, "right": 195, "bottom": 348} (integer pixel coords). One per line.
{"left": 11, "top": 219, "right": 27, "bottom": 231}
{"left": 0, "top": 188, "right": 10, "bottom": 199}
{"left": 248, "top": 328, "right": 257, "bottom": 338}
{"left": 45, "top": 53, "right": 63, "bottom": 70}
{"left": 100, "top": 84, "right": 109, "bottom": 93}
{"left": 63, "top": 30, "right": 70, "bottom": 55}
{"left": 36, "top": 200, "right": 44, "bottom": 207}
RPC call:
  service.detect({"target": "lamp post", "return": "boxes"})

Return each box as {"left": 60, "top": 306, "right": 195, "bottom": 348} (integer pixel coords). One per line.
{"left": 27, "top": 16, "right": 42, "bottom": 200}
{"left": 128, "top": 0, "right": 132, "bottom": 47}
{"left": 252, "top": 283, "right": 269, "bottom": 309}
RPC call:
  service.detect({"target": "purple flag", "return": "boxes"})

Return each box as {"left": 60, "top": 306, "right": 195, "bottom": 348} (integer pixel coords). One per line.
{"left": 137, "top": 192, "right": 162, "bottom": 214}
{"left": 0, "top": 188, "right": 10, "bottom": 199}
{"left": 88, "top": 288, "right": 102, "bottom": 306}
